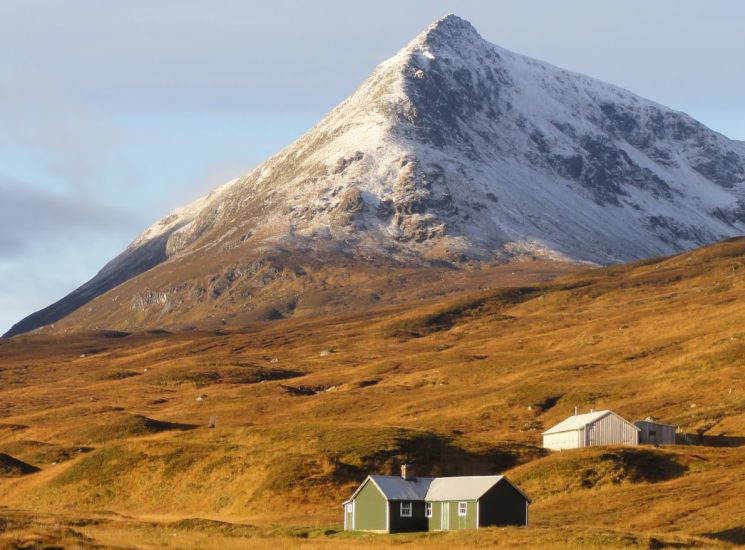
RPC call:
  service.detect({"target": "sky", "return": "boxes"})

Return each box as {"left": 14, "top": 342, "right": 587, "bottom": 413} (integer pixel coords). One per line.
{"left": 1, "top": 0, "right": 744, "bottom": 335}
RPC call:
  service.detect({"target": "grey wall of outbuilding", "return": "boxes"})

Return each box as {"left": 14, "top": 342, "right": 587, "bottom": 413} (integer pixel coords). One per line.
{"left": 635, "top": 420, "right": 676, "bottom": 445}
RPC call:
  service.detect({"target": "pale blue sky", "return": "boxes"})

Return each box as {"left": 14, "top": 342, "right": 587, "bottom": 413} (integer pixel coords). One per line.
{"left": 1, "top": 0, "right": 744, "bottom": 334}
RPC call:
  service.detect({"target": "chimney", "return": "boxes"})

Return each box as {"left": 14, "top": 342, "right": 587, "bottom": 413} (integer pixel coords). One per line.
{"left": 574, "top": 406, "right": 578, "bottom": 416}
{"left": 401, "top": 464, "right": 414, "bottom": 480}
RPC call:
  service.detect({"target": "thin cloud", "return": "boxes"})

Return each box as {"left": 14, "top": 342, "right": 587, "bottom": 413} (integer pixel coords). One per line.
{"left": 0, "top": 175, "right": 131, "bottom": 257}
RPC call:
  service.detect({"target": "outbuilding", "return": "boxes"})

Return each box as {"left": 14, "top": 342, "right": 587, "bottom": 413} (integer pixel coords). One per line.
{"left": 342, "top": 466, "right": 530, "bottom": 533}
{"left": 542, "top": 410, "right": 639, "bottom": 450}
{"left": 635, "top": 418, "right": 676, "bottom": 445}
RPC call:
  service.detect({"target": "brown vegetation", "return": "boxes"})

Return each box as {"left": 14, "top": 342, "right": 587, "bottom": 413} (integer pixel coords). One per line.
{"left": 2, "top": 240, "right": 745, "bottom": 547}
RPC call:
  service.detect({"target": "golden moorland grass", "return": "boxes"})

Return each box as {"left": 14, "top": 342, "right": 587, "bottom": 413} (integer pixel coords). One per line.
{"left": 2, "top": 239, "right": 745, "bottom": 548}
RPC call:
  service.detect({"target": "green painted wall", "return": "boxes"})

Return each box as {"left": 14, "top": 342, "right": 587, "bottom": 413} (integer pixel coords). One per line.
{"left": 426, "top": 501, "right": 441, "bottom": 531}
{"left": 427, "top": 500, "right": 477, "bottom": 531}
{"left": 353, "top": 480, "right": 387, "bottom": 531}
{"left": 450, "top": 500, "right": 476, "bottom": 530}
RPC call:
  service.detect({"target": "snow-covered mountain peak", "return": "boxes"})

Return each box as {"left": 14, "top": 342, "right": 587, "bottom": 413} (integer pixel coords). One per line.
{"left": 393, "top": 13, "right": 493, "bottom": 79}
{"left": 6, "top": 14, "right": 745, "bottom": 338}
{"left": 58, "top": 14, "right": 745, "bottom": 266}
{"left": 416, "top": 13, "right": 482, "bottom": 45}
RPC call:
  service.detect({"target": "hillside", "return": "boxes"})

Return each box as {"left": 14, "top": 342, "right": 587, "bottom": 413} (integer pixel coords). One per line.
{"left": 1, "top": 238, "right": 745, "bottom": 548}
{"left": 8, "top": 13, "right": 745, "bottom": 338}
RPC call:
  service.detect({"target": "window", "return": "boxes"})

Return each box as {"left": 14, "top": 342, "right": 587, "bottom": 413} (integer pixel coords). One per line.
{"left": 345, "top": 503, "right": 353, "bottom": 513}
{"left": 400, "top": 501, "right": 412, "bottom": 517}
{"left": 458, "top": 502, "right": 467, "bottom": 516}
{"left": 425, "top": 502, "right": 432, "bottom": 518}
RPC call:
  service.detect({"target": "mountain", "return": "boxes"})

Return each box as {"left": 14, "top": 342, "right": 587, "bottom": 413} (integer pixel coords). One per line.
{"left": 5, "top": 14, "right": 745, "bottom": 337}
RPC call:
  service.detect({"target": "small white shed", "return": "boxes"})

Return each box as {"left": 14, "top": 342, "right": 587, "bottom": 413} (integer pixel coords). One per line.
{"left": 542, "top": 410, "right": 640, "bottom": 450}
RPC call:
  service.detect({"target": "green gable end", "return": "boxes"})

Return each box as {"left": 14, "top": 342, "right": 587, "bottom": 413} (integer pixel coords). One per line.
{"left": 351, "top": 479, "right": 387, "bottom": 532}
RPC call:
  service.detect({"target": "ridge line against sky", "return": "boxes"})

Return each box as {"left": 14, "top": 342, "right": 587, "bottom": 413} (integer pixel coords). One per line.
{"left": 1, "top": 0, "right": 744, "bottom": 334}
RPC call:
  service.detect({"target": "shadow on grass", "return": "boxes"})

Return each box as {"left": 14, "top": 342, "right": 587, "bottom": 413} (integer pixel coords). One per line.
{"left": 359, "top": 432, "right": 528, "bottom": 477}
{"left": 680, "top": 433, "right": 745, "bottom": 448}
{"left": 385, "top": 287, "right": 540, "bottom": 339}
{"left": 597, "top": 448, "right": 688, "bottom": 484}
{"left": 701, "top": 435, "right": 745, "bottom": 448}
{"left": 0, "top": 453, "right": 40, "bottom": 476}
{"left": 169, "top": 518, "right": 257, "bottom": 537}
{"left": 154, "top": 367, "right": 304, "bottom": 388}
{"left": 261, "top": 429, "right": 541, "bottom": 493}
{"left": 74, "top": 414, "right": 199, "bottom": 444}
{"left": 703, "top": 527, "right": 745, "bottom": 545}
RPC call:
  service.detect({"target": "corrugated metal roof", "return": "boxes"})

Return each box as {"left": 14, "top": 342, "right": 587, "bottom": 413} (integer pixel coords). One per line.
{"left": 344, "top": 474, "right": 531, "bottom": 504}
{"left": 369, "top": 475, "right": 434, "bottom": 500}
{"left": 425, "top": 475, "right": 504, "bottom": 501}
{"left": 542, "top": 410, "right": 612, "bottom": 435}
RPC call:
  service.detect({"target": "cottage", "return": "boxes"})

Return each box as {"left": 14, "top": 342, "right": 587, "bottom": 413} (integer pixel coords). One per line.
{"left": 635, "top": 418, "right": 676, "bottom": 445}
{"left": 342, "top": 465, "right": 530, "bottom": 533}
{"left": 542, "top": 409, "right": 639, "bottom": 450}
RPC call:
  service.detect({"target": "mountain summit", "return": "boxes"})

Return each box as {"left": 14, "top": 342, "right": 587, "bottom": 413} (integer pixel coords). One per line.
{"left": 6, "top": 14, "right": 745, "bottom": 337}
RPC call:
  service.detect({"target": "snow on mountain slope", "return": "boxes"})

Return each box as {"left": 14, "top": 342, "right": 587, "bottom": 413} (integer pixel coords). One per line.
{"left": 124, "top": 14, "right": 745, "bottom": 265}
{"left": 5, "top": 14, "right": 745, "bottom": 337}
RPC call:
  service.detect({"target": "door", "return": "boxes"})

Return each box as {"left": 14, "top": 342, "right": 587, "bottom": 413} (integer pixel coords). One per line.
{"left": 441, "top": 502, "right": 450, "bottom": 531}
{"left": 587, "top": 424, "right": 595, "bottom": 446}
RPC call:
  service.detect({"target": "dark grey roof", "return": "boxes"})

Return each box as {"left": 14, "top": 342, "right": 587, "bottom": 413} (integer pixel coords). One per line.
{"left": 344, "top": 475, "right": 434, "bottom": 503}
{"left": 370, "top": 475, "right": 434, "bottom": 500}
